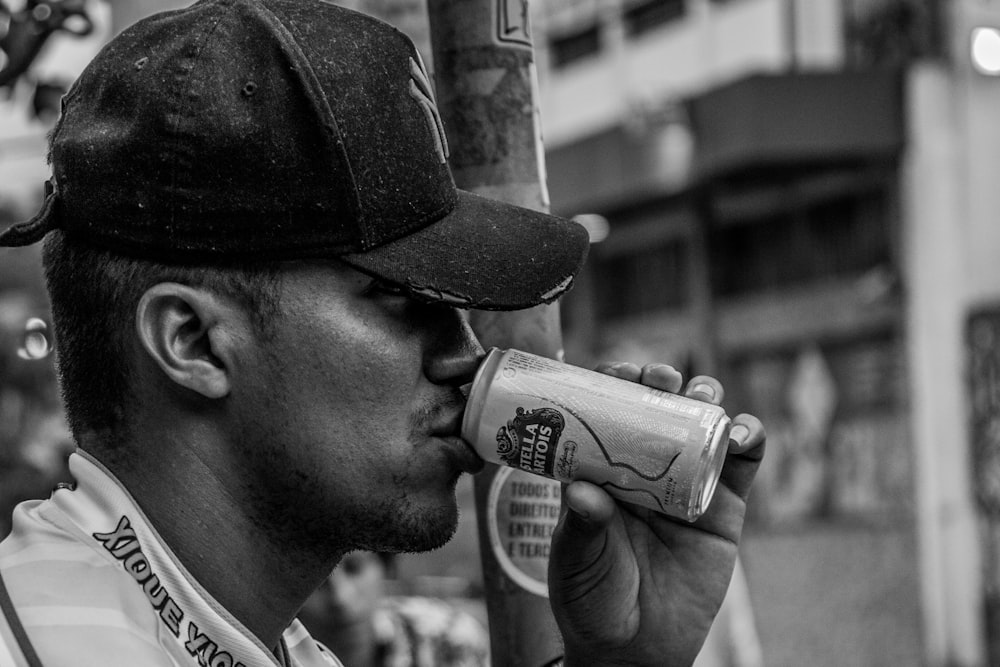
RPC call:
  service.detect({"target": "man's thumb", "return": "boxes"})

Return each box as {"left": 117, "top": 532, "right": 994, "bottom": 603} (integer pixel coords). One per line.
{"left": 550, "top": 481, "right": 617, "bottom": 581}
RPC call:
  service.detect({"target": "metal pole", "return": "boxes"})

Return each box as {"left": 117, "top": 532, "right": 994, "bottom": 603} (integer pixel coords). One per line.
{"left": 785, "top": 0, "right": 798, "bottom": 71}
{"left": 428, "top": 1, "right": 564, "bottom": 664}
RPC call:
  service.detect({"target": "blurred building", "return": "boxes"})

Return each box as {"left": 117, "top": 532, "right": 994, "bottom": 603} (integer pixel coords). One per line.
{"left": 531, "top": 0, "right": 999, "bottom": 665}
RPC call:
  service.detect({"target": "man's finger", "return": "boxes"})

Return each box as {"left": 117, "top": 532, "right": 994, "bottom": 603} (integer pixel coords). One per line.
{"left": 638, "top": 363, "right": 684, "bottom": 393}
{"left": 550, "top": 482, "right": 618, "bottom": 577}
{"left": 684, "top": 374, "right": 725, "bottom": 405}
{"left": 728, "top": 413, "right": 765, "bottom": 455}
{"left": 562, "top": 481, "right": 617, "bottom": 533}
{"left": 548, "top": 482, "right": 640, "bottom": 655}
{"left": 719, "top": 413, "right": 766, "bottom": 502}
{"left": 593, "top": 361, "right": 641, "bottom": 383}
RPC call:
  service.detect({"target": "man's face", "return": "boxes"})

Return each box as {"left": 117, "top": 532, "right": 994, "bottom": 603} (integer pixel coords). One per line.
{"left": 231, "top": 261, "right": 484, "bottom": 556}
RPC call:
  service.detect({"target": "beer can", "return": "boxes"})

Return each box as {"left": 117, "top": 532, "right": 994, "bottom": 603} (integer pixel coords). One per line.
{"left": 462, "top": 348, "right": 732, "bottom": 521}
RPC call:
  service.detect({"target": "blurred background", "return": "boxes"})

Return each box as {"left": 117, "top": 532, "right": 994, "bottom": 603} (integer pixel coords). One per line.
{"left": 3, "top": 0, "right": 1000, "bottom": 665}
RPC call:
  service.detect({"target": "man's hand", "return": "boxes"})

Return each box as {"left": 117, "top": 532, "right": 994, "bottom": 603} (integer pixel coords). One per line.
{"left": 547, "top": 362, "right": 765, "bottom": 667}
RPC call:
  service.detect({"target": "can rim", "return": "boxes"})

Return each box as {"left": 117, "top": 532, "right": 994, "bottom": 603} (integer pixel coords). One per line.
{"left": 460, "top": 347, "right": 504, "bottom": 445}
{"left": 687, "top": 414, "right": 731, "bottom": 521}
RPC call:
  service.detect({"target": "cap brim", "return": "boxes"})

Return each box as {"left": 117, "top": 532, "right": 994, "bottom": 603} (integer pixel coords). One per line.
{"left": 341, "top": 190, "right": 589, "bottom": 311}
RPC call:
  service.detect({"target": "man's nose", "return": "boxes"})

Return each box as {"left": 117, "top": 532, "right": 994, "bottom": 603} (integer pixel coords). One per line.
{"left": 424, "top": 307, "right": 485, "bottom": 386}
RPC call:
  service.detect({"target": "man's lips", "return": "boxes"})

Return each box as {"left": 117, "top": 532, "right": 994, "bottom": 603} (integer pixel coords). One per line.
{"left": 432, "top": 407, "right": 484, "bottom": 473}
{"left": 439, "top": 434, "right": 485, "bottom": 474}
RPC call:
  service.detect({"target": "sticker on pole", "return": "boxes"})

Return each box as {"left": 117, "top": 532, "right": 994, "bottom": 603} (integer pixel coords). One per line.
{"left": 487, "top": 466, "right": 562, "bottom": 598}
{"left": 494, "top": 0, "right": 532, "bottom": 49}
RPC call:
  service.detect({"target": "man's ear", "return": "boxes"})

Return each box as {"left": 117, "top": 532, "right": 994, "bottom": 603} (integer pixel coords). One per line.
{"left": 135, "top": 283, "right": 243, "bottom": 399}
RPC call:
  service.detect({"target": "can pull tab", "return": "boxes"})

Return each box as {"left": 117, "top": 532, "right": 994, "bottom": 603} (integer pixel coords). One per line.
{"left": 459, "top": 382, "right": 473, "bottom": 399}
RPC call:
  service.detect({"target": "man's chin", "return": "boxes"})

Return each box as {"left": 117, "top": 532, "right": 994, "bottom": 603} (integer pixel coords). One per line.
{"left": 354, "top": 497, "right": 459, "bottom": 555}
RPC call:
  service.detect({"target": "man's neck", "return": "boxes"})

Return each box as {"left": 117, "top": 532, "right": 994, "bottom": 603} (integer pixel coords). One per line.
{"left": 82, "top": 432, "right": 340, "bottom": 650}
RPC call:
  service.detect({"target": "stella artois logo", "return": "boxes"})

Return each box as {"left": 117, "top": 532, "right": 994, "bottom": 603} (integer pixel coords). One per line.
{"left": 496, "top": 407, "right": 565, "bottom": 477}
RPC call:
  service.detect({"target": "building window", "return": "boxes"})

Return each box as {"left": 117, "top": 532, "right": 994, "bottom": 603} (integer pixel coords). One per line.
{"left": 708, "top": 190, "right": 891, "bottom": 297}
{"left": 594, "top": 240, "right": 689, "bottom": 320}
{"left": 624, "top": 0, "right": 686, "bottom": 38}
{"left": 549, "top": 23, "right": 601, "bottom": 68}
{"left": 844, "top": 0, "right": 944, "bottom": 66}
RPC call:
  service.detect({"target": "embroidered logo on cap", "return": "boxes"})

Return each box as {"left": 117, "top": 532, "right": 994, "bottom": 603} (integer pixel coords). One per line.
{"left": 408, "top": 53, "right": 450, "bottom": 164}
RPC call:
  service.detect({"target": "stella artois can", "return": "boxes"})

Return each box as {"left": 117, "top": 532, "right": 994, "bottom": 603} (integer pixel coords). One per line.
{"left": 462, "top": 348, "right": 732, "bottom": 521}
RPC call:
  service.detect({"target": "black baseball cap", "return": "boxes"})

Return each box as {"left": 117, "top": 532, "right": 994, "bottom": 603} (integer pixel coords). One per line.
{"left": 0, "top": 0, "right": 589, "bottom": 311}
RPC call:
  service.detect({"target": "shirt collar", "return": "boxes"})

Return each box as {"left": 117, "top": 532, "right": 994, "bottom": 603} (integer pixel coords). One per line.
{"left": 52, "top": 450, "right": 337, "bottom": 667}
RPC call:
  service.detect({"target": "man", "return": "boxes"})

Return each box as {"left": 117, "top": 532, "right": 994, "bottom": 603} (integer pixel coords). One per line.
{"left": 0, "top": 1, "right": 765, "bottom": 666}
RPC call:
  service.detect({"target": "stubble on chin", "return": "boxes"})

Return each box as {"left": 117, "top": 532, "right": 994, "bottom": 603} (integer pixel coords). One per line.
{"left": 239, "top": 388, "right": 467, "bottom": 556}
{"left": 349, "top": 492, "right": 461, "bottom": 555}
{"left": 239, "top": 464, "right": 461, "bottom": 557}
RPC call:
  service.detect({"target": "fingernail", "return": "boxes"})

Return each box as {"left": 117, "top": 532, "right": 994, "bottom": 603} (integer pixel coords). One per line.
{"left": 566, "top": 492, "right": 590, "bottom": 521}
{"left": 729, "top": 424, "right": 750, "bottom": 448}
{"left": 604, "top": 362, "right": 629, "bottom": 378}
{"left": 691, "top": 383, "right": 716, "bottom": 401}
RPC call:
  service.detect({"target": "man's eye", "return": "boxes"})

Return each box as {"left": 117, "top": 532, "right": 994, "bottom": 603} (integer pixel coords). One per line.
{"left": 365, "top": 279, "right": 407, "bottom": 298}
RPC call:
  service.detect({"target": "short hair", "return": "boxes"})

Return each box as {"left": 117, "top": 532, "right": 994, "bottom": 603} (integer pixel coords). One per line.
{"left": 41, "top": 231, "right": 281, "bottom": 452}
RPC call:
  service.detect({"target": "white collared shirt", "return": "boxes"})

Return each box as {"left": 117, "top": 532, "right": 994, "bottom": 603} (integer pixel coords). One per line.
{"left": 0, "top": 450, "right": 342, "bottom": 667}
